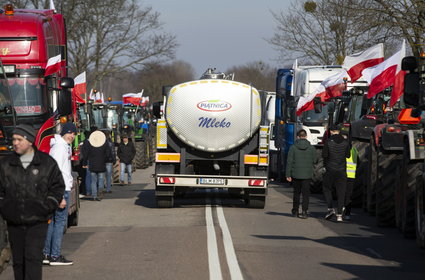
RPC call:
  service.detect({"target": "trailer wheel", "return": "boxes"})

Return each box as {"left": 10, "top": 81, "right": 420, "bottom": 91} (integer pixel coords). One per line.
{"left": 351, "top": 140, "right": 368, "bottom": 207}
{"left": 245, "top": 196, "right": 265, "bottom": 209}
{"left": 375, "top": 151, "right": 401, "bottom": 227}
{"left": 396, "top": 145, "right": 419, "bottom": 238}
{"left": 156, "top": 196, "right": 174, "bottom": 208}
{"left": 311, "top": 148, "right": 324, "bottom": 194}
{"left": 365, "top": 136, "right": 377, "bottom": 215}
{"left": 415, "top": 174, "right": 425, "bottom": 248}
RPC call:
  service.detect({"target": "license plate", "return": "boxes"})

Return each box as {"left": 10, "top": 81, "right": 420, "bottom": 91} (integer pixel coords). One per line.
{"left": 199, "top": 178, "right": 225, "bottom": 185}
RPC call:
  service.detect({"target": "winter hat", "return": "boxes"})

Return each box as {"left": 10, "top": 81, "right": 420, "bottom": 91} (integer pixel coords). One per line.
{"left": 329, "top": 124, "right": 340, "bottom": 131}
{"left": 60, "top": 122, "right": 77, "bottom": 136}
{"left": 13, "top": 124, "right": 36, "bottom": 143}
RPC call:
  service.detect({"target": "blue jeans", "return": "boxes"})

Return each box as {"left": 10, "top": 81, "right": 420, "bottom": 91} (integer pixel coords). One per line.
{"left": 91, "top": 171, "right": 105, "bottom": 198}
{"left": 120, "top": 163, "right": 132, "bottom": 183}
{"left": 44, "top": 191, "right": 69, "bottom": 258}
{"left": 85, "top": 163, "right": 91, "bottom": 196}
{"left": 105, "top": 163, "right": 113, "bottom": 192}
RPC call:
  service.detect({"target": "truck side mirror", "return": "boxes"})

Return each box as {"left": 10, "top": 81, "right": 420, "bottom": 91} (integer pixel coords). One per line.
{"left": 162, "top": 86, "right": 172, "bottom": 96}
{"left": 152, "top": 102, "right": 162, "bottom": 119}
{"left": 58, "top": 89, "right": 72, "bottom": 116}
{"left": 404, "top": 72, "right": 420, "bottom": 106}
{"left": 60, "top": 77, "right": 75, "bottom": 89}
{"left": 313, "top": 97, "right": 322, "bottom": 113}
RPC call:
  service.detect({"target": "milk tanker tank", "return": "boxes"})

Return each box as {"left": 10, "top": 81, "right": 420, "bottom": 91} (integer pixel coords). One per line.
{"left": 154, "top": 69, "right": 270, "bottom": 208}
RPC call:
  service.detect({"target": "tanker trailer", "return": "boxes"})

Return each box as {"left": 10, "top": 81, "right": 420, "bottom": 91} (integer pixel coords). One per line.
{"left": 154, "top": 69, "right": 269, "bottom": 208}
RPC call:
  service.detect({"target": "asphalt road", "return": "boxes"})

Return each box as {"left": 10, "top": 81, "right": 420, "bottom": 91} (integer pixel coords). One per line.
{"left": 2, "top": 166, "right": 425, "bottom": 280}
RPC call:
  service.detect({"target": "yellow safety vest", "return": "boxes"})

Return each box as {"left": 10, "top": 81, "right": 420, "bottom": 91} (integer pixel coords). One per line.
{"left": 346, "top": 147, "right": 358, "bottom": 179}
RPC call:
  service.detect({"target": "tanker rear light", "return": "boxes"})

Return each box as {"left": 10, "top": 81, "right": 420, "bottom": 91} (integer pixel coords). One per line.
{"left": 159, "top": 177, "right": 175, "bottom": 184}
{"left": 248, "top": 179, "right": 265, "bottom": 186}
{"left": 4, "top": 4, "right": 14, "bottom": 15}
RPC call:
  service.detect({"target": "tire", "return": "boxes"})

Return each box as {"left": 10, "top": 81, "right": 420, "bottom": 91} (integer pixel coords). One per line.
{"left": 311, "top": 148, "right": 324, "bottom": 194}
{"left": 113, "top": 161, "right": 120, "bottom": 184}
{"left": 397, "top": 144, "right": 419, "bottom": 238}
{"left": 135, "top": 141, "right": 147, "bottom": 169}
{"left": 245, "top": 196, "right": 265, "bottom": 209}
{"left": 351, "top": 140, "right": 368, "bottom": 207}
{"left": 365, "top": 136, "right": 377, "bottom": 215}
{"left": 375, "top": 151, "right": 401, "bottom": 227}
{"left": 156, "top": 196, "right": 174, "bottom": 208}
{"left": 415, "top": 173, "right": 425, "bottom": 248}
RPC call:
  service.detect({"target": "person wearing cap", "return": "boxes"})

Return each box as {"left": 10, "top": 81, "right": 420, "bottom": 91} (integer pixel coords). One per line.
{"left": 117, "top": 134, "right": 136, "bottom": 185}
{"left": 322, "top": 124, "right": 350, "bottom": 222}
{"left": 0, "top": 124, "right": 65, "bottom": 280}
{"left": 42, "top": 122, "right": 76, "bottom": 266}
{"left": 81, "top": 130, "right": 112, "bottom": 201}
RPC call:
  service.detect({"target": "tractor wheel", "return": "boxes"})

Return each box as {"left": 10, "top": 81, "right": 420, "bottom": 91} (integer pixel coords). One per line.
{"left": 396, "top": 145, "right": 419, "bottom": 238}
{"left": 375, "top": 151, "right": 401, "bottom": 227}
{"left": 415, "top": 173, "right": 425, "bottom": 248}
{"left": 135, "top": 141, "right": 145, "bottom": 169}
{"left": 351, "top": 140, "right": 368, "bottom": 207}
{"left": 365, "top": 136, "right": 377, "bottom": 215}
{"left": 311, "top": 148, "right": 324, "bottom": 194}
{"left": 113, "top": 161, "right": 120, "bottom": 184}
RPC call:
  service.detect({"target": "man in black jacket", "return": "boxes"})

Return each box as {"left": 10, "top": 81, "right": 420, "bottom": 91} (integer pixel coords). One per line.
{"left": 117, "top": 134, "right": 136, "bottom": 185}
{"left": 322, "top": 124, "right": 350, "bottom": 222}
{"left": 0, "top": 124, "right": 65, "bottom": 280}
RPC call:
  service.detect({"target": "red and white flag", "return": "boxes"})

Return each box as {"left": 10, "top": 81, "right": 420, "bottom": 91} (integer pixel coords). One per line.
{"left": 362, "top": 40, "right": 406, "bottom": 106}
{"left": 296, "top": 70, "right": 348, "bottom": 116}
{"left": 95, "top": 91, "right": 104, "bottom": 103}
{"left": 343, "top": 43, "right": 384, "bottom": 82}
{"left": 140, "top": 96, "right": 150, "bottom": 106}
{"left": 44, "top": 54, "right": 61, "bottom": 77}
{"left": 123, "top": 90, "right": 143, "bottom": 105}
{"left": 72, "top": 72, "right": 86, "bottom": 103}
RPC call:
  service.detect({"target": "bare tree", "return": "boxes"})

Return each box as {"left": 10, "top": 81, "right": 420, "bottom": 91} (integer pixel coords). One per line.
{"left": 1, "top": 0, "right": 178, "bottom": 88}
{"left": 355, "top": 0, "right": 425, "bottom": 58}
{"left": 269, "top": 0, "right": 392, "bottom": 65}
{"left": 227, "top": 61, "right": 276, "bottom": 92}
{"left": 134, "top": 60, "right": 195, "bottom": 102}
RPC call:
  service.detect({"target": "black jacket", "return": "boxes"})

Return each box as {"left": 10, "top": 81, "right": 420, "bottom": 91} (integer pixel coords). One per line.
{"left": 82, "top": 142, "right": 112, "bottom": 173}
{"left": 0, "top": 149, "right": 65, "bottom": 225}
{"left": 322, "top": 133, "right": 350, "bottom": 172}
{"left": 105, "top": 139, "right": 116, "bottom": 164}
{"left": 117, "top": 141, "right": 136, "bottom": 164}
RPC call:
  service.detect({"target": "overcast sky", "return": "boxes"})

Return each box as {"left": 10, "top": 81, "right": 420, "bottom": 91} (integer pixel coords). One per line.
{"left": 142, "top": 0, "right": 292, "bottom": 77}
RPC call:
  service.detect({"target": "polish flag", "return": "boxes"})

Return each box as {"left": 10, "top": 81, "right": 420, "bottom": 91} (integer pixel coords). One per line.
{"left": 88, "top": 89, "right": 95, "bottom": 100}
{"left": 362, "top": 40, "right": 406, "bottom": 106}
{"left": 343, "top": 43, "right": 384, "bottom": 82}
{"left": 72, "top": 72, "right": 86, "bottom": 103}
{"left": 140, "top": 96, "right": 150, "bottom": 106}
{"left": 95, "top": 91, "right": 104, "bottom": 103}
{"left": 123, "top": 90, "right": 144, "bottom": 105}
{"left": 296, "top": 70, "right": 348, "bottom": 116}
{"left": 44, "top": 54, "right": 62, "bottom": 77}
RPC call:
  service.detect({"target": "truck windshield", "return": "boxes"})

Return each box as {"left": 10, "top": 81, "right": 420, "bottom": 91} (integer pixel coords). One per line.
{"left": 7, "top": 77, "right": 47, "bottom": 116}
{"left": 301, "top": 105, "right": 329, "bottom": 124}
{"left": 92, "top": 106, "right": 118, "bottom": 130}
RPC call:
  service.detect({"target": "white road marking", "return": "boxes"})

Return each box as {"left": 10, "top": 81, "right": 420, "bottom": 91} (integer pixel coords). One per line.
{"left": 206, "top": 203, "right": 223, "bottom": 280}
{"left": 216, "top": 205, "right": 244, "bottom": 280}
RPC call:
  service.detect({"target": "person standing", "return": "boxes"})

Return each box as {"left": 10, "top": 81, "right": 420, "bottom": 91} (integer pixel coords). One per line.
{"left": 286, "top": 129, "right": 317, "bottom": 219}
{"left": 0, "top": 124, "right": 65, "bottom": 280}
{"left": 104, "top": 130, "right": 116, "bottom": 193}
{"left": 82, "top": 130, "right": 111, "bottom": 201}
{"left": 117, "top": 134, "right": 136, "bottom": 185}
{"left": 322, "top": 124, "right": 350, "bottom": 222}
{"left": 43, "top": 122, "right": 76, "bottom": 266}
{"left": 344, "top": 139, "right": 358, "bottom": 221}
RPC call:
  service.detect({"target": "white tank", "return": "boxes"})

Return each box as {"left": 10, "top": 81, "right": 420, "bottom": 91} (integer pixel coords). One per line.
{"left": 166, "top": 79, "right": 262, "bottom": 152}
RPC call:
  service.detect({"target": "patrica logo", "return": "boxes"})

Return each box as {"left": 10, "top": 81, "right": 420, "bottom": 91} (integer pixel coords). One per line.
{"left": 198, "top": 117, "right": 231, "bottom": 128}
{"left": 197, "top": 100, "right": 232, "bottom": 112}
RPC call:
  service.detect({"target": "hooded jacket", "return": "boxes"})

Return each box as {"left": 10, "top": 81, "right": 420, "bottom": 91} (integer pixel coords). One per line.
{"left": 286, "top": 138, "right": 317, "bottom": 179}
{"left": 49, "top": 134, "right": 73, "bottom": 191}
{"left": 0, "top": 149, "right": 65, "bottom": 225}
{"left": 322, "top": 133, "right": 350, "bottom": 172}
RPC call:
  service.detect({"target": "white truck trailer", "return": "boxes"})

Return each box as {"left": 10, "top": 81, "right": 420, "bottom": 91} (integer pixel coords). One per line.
{"left": 154, "top": 69, "right": 270, "bottom": 208}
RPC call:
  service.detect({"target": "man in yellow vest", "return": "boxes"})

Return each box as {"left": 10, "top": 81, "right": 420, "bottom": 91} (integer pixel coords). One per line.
{"left": 344, "top": 135, "right": 358, "bottom": 221}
